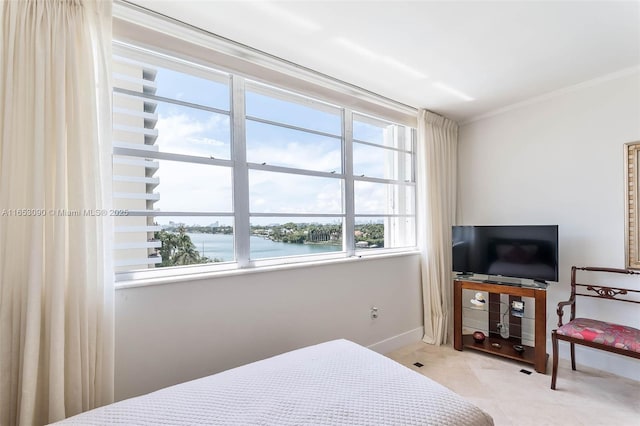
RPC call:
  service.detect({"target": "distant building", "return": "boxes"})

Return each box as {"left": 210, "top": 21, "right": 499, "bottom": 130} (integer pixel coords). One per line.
{"left": 112, "top": 57, "right": 161, "bottom": 272}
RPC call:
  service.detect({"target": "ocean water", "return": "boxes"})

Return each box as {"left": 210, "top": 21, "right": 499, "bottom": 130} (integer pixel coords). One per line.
{"left": 187, "top": 233, "right": 342, "bottom": 261}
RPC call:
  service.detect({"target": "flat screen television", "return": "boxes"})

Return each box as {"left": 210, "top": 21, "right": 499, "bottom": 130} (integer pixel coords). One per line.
{"left": 452, "top": 225, "right": 558, "bottom": 283}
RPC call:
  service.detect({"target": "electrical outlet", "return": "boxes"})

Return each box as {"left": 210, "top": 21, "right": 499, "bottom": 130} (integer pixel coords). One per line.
{"left": 370, "top": 306, "right": 379, "bottom": 319}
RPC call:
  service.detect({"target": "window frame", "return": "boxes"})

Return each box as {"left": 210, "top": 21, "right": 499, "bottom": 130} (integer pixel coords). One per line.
{"left": 112, "top": 41, "right": 418, "bottom": 283}
{"left": 352, "top": 113, "right": 417, "bottom": 254}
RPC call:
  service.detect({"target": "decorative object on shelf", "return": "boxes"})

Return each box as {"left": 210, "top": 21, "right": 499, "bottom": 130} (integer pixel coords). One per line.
{"left": 511, "top": 300, "right": 525, "bottom": 317}
{"left": 497, "top": 322, "right": 510, "bottom": 339}
{"left": 472, "top": 331, "right": 486, "bottom": 343}
{"left": 470, "top": 292, "right": 486, "bottom": 306}
{"left": 513, "top": 344, "right": 525, "bottom": 353}
{"left": 491, "top": 343, "right": 502, "bottom": 349}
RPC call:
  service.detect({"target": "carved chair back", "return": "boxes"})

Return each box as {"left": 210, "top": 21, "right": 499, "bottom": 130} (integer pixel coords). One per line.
{"left": 565, "top": 266, "right": 640, "bottom": 324}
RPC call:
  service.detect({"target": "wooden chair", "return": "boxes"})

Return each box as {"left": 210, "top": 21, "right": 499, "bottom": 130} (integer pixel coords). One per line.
{"left": 551, "top": 266, "right": 640, "bottom": 390}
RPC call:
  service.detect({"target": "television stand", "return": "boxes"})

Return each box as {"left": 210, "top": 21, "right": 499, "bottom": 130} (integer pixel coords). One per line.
{"left": 453, "top": 278, "right": 548, "bottom": 373}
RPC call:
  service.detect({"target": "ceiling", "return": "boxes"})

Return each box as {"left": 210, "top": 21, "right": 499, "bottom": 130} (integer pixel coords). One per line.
{"left": 127, "top": 0, "right": 640, "bottom": 122}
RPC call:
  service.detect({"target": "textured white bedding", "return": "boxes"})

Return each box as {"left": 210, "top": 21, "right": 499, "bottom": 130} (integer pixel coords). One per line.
{"left": 53, "top": 339, "right": 494, "bottom": 425}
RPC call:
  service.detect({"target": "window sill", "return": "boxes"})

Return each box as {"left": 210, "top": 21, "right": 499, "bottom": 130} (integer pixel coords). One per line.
{"left": 114, "top": 249, "right": 421, "bottom": 291}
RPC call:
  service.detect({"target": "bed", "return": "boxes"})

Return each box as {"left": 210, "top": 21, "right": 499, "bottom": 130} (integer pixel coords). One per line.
{"left": 53, "top": 339, "right": 494, "bottom": 425}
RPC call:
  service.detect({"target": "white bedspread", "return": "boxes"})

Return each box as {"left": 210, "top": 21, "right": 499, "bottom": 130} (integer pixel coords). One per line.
{"left": 54, "top": 339, "right": 493, "bottom": 425}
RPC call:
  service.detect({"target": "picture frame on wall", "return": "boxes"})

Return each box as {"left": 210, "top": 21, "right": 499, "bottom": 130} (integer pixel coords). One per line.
{"left": 624, "top": 141, "right": 640, "bottom": 269}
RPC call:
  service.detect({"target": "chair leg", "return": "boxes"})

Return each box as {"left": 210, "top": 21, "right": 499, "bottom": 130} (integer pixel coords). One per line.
{"left": 551, "top": 331, "right": 559, "bottom": 390}
{"left": 570, "top": 343, "right": 576, "bottom": 371}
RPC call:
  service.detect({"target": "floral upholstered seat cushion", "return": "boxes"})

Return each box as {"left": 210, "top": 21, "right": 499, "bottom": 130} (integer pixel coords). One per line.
{"left": 556, "top": 318, "right": 640, "bottom": 353}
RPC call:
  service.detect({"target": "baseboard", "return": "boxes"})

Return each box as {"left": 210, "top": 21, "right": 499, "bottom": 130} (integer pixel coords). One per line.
{"left": 367, "top": 326, "right": 424, "bottom": 354}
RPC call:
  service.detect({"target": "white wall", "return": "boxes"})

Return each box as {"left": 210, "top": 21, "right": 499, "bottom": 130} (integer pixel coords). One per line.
{"left": 115, "top": 253, "right": 423, "bottom": 400}
{"left": 458, "top": 70, "right": 640, "bottom": 380}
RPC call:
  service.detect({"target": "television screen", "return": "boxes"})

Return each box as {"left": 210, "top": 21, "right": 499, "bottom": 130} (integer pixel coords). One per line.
{"left": 452, "top": 225, "right": 558, "bottom": 282}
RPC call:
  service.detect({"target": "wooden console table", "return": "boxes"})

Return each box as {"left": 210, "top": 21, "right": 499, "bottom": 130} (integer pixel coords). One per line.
{"left": 453, "top": 279, "right": 548, "bottom": 373}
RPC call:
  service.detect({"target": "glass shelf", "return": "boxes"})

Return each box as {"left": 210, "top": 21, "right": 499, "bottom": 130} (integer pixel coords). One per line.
{"left": 461, "top": 305, "right": 535, "bottom": 321}
{"left": 461, "top": 334, "right": 536, "bottom": 364}
{"left": 461, "top": 327, "right": 531, "bottom": 342}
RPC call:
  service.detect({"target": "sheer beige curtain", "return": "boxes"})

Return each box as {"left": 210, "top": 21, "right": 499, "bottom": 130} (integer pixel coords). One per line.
{"left": 417, "top": 110, "right": 458, "bottom": 345}
{"left": 0, "top": 1, "right": 113, "bottom": 425}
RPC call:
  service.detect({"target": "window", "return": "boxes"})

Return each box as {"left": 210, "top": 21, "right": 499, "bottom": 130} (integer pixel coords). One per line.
{"left": 113, "top": 43, "right": 417, "bottom": 279}
{"left": 352, "top": 114, "right": 416, "bottom": 250}
{"left": 112, "top": 48, "right": 234, "bottom": 273}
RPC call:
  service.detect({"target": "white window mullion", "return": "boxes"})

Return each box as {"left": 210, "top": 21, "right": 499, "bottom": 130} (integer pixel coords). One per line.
{"left": 246, "top": 115, "right": 341, "bottom": 140}
{"left": 250, "top": 213, "right": 345, "bottom": 218}
{"left": 123, "top": 211, "right": 234, "bottom": 217}
{"left": 383, "top": 125, "right": 395, "bottom": 247}
{"left": 353, "top": 138, "right": 411, "bottom": 154}
{"left": 352, "top": 175, "right": 416, "bottom": 186}
{"left": 113, "top": 147, "right": 233, "bottom": 168}
{"left": 232, "top": 75, "right": 250, "bottom": 268}
{"left": 247, "top": 162, "right": 342, "bottom": 179}
{"left": 393, "top": 126, "right": 407, "bottom": 247}
{"left": 343, "top": 109, "right": 355, "bottom": 257}
{"left": 410, "top": 127, "right": 417, "bottom": 182}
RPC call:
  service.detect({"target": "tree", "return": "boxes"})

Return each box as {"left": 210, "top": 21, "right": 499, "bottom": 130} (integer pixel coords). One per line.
{"left": 355, "top": 223, "right": 384, "bottom": 247}
{"left": 154, "top": 226, "right": 211, "bottom": 266}
{"left": 173, "top": 245, "right": 201, "bottom": 265}
{"left": 155, "top": 230, "right": 179, "bottom": 267}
